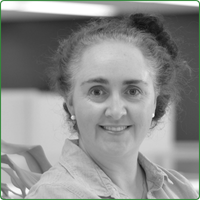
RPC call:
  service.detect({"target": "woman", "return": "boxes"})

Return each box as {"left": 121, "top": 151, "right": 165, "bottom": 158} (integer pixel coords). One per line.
{"left": 26, "top": 13, "right": 198, "bottom": 199}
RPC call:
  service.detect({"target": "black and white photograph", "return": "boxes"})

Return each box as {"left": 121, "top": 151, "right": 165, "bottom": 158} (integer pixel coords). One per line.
{"left": 1, "top": 1, "right": 199, "bottom": 199}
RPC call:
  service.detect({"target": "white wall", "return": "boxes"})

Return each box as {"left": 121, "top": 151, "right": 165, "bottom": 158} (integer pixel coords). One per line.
{"left": 1, "top": 89, "right": 69, "bottom": 166}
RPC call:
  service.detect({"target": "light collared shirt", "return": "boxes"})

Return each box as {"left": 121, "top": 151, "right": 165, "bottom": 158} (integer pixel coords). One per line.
{"left": 26, "top": 139, "right": 198, "bottom": 199}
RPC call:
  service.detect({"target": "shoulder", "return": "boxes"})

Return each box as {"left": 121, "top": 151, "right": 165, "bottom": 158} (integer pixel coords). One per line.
{"left": 159, "top": 165, "right": 193, "bottom": 186}
{"left": 25, "top": 183, "right": 82, "bottom": 199}
{"left": 25, "top": 163, "right": 86, "bottom": 199}
{"left": 158, "top": 166, "right": 199, "bottom": 199}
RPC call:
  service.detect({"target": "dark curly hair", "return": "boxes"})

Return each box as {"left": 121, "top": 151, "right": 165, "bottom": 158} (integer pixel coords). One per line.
{"left": 49, "top": 13, "right": 190, "bottom": 131}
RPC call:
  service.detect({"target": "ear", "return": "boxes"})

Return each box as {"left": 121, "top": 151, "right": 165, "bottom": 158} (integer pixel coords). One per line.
{"left": 65, "top": 95, "right": 75, "bottom": 116}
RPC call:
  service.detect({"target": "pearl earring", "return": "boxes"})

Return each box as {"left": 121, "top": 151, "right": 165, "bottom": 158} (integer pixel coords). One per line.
{"left": 71, "top": 115, "right": 76, "bottom": 120}
{"left": 152, "top": 113, "right": 155, "bottom": 118}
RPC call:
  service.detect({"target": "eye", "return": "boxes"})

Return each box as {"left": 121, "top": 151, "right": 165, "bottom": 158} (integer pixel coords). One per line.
{"left": 126, "top": 88, "right": 141, "bottom": 96}
{"left": 89, "top": 87, "right": 106, "bottom": 97}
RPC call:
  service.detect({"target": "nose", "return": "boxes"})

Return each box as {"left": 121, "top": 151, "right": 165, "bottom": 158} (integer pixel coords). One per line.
{"left": 105, "top": 94, "right": 127, "bottom": 120}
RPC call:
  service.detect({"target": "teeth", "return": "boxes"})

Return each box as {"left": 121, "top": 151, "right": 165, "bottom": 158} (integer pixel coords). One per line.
{"left": 102, "top": 126, "right": 127, "bottom": 132}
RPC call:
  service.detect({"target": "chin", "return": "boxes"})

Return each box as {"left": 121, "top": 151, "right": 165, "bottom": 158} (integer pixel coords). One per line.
{"left": 101, "top": 142, "right": 131, "bottom": 157}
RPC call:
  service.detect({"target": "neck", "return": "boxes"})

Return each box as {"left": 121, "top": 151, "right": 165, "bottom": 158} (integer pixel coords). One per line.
{"left": 80, "top": 142, "right": 144, "bottom": 198}
{"left": 97, "top": 152, "right": 144, "bottom": 198}
{"left": 96, "top": 151, "right": 139, "bottom": 184}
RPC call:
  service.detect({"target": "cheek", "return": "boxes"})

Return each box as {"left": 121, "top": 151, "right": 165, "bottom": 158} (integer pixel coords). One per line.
{"left": 74, "top": 100, "right": 103, "bottom": 132}
{"left": 130, "top": 101, "right": 154, "bottom": 126}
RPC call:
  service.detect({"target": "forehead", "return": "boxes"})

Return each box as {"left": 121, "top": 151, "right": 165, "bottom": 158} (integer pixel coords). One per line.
{"left": 75, "top": 41, "right": 153, "bottom": 84}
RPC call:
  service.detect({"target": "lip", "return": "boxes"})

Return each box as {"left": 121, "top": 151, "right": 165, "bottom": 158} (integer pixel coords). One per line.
{"left": 99, "top": 125, "right": 131, "bottom": 135}
{"left": 100, "top": 125, "right": 130, "bottom": 126}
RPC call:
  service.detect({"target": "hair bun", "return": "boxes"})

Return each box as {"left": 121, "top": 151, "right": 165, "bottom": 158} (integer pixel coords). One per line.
{"left": 129, "top": 13, "right": 178, "bottom": 59}
{"left": 129, "top": 13, "right": 164, "bottom": 37}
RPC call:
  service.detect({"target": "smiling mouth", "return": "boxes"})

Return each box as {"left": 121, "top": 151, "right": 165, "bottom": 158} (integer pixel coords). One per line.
{"left": 100, "top": 126, "right": 131, "bottom": 132}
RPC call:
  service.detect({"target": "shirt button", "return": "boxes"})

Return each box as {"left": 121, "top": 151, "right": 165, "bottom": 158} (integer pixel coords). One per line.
{"left": 158, "top": 177, "right": 162, "bottom": 182}
{"left": 148, "top": 193, "right": 154, "bottom": 199}
{"left": 111, "top": 188, "right": 118, "bottom": 196}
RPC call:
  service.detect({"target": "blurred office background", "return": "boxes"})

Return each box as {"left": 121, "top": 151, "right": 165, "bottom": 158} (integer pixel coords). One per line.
{"left": 1, "top": 1, "right": 199, "bottom": 193}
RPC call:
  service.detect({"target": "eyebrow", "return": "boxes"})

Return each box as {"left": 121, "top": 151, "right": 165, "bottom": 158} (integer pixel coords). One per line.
{"left": 123, "top": 80, "right": 148, "bottom": 85}
{"left": 81, "top": 78, "right": 109, "bottom": 86}
{"left": 81, "top": 77, "right": 148, "bottom": 86}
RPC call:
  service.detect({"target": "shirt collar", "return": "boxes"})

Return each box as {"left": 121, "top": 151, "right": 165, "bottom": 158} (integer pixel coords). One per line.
{"left": 138, "top": 152, "right": 173, "bottom": 191}
{"left": 59, "top": 139, "right": 114, "bottom": 197}
{"left": 59, "top": 139, "right": 172, "bottom": 196}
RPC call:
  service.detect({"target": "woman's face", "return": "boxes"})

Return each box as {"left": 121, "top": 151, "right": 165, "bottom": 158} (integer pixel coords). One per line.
{"left": 67, "top": 41, "right": 157, "bottom": 158}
